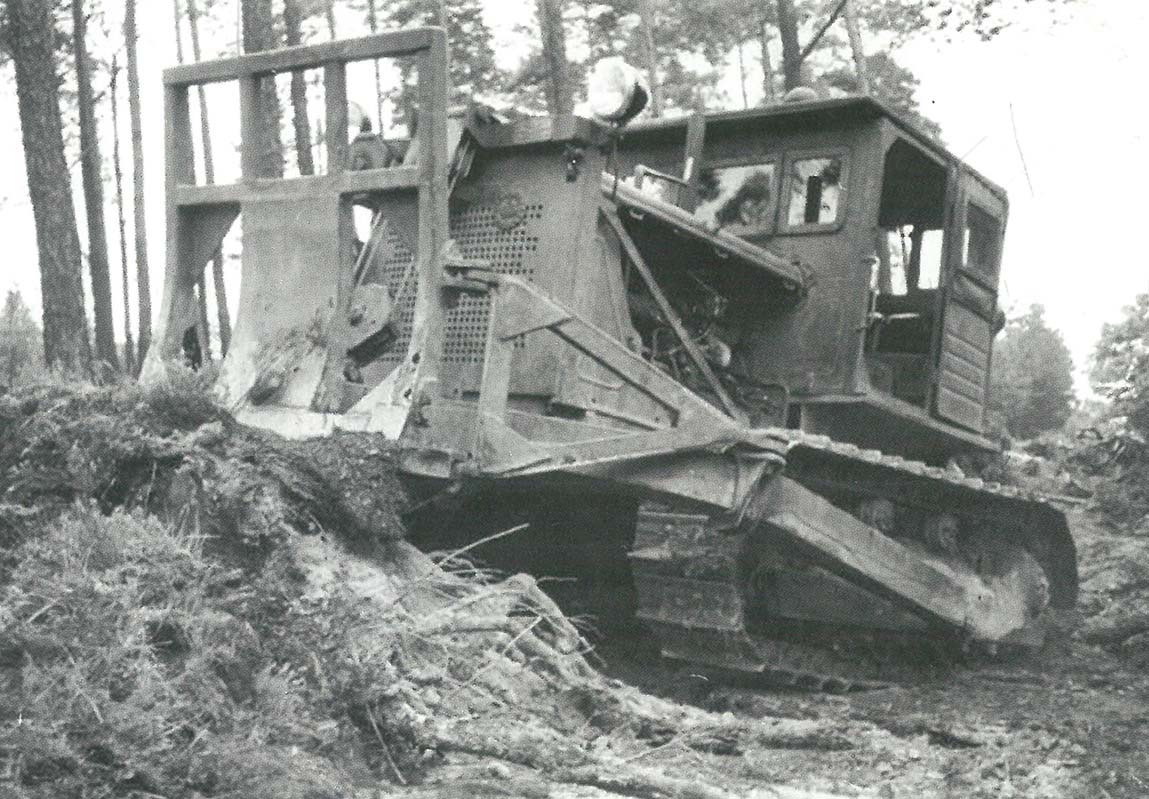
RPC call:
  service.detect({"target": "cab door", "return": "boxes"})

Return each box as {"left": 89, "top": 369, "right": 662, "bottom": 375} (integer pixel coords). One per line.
{"left": 932, "top": 174, "right": 1007, "bottom": 433}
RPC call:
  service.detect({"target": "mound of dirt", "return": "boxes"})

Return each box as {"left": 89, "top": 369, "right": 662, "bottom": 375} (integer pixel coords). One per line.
{"left": 3, "top": 379, "right": 869, "bottom": 799}
{"left": 7, "top": 377, "right": 1149, "bottom": 798}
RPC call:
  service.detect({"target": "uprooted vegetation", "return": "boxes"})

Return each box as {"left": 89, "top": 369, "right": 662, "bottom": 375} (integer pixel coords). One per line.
{"left": 1, "top": 374, "right": 863, "bottom": 799}
{"left": 6, "top": 372, "right": 1149, "bottom": 797}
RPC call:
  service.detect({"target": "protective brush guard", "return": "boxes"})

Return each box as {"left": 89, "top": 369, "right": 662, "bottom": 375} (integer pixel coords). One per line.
{"left": 142, "top": 29, "right": 452, "bottom": 439}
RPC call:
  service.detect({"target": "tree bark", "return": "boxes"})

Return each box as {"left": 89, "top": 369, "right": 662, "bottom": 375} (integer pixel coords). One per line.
{"left": 73, "top": 0, "right": 119, "bottom": 370}
{"left": 171, "top": 0, "right": 212, "bottom": 363}
{"left": 110, "top": 58, "right": 135, "bottom": 375}
{"left": 759, "top": 18, "right": 776, "bottom": 103}
{"left": 241, "top": 0, "right": 284, "bottom": 178}
{"left": 186, "top": 0, "right": 230, "bottom": 355}
{"left": 283, "top": 0, "right": 316, "bottom": 176}
{"left": 125, "top": 0, "right": 152, "bottom": 366}
{"left": 775, "top": 0, "right": 803, "bottom": 92}
{"left": 842, "top": 0, "right": 870, "bottom": 92}
{"left": 536, "top": 0, "right": 573, "bottom": 116}
{"left": 736, "top": 41, "right": 749, "bottom": 109}
{"left": 365, "top": 0, "right": 384, "bottom": 130}
{"left": 6, "top": 0, "right": 92, "bottom": 372}
{"left": 636, "top": 0, "right": 662, "bottom": 117}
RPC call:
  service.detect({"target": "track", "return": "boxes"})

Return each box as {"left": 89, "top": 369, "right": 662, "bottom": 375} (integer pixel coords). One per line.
{"left": 628, "top": 430, "right": 1080, "bottom": 690}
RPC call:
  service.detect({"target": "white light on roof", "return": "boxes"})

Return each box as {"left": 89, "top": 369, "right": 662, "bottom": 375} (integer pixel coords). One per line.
{"left": 587, "top": 57, "right": 649, "bottom": 126}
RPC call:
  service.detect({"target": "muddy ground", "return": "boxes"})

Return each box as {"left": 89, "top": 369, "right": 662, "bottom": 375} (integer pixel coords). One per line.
{"left": 319, "top": 436, "right": 1149, "bottom": 798}
{"left": 3, "top": 386, "right": 1148, "bottom": 798}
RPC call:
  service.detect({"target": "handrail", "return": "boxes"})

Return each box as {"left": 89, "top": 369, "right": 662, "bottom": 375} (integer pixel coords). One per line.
{"left": 164, "top": 28, "right": 439, "bottom": 86}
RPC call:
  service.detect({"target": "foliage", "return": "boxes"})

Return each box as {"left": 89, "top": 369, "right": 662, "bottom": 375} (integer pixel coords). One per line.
{"left": 989, "top": 304, "right": 1075, "bottom": 441}
{"left": 821, "top": 50, "right": 943, "bottom": 139}
{"left": 1071, "top": 292, "right": 1149, "bottom": 530}
{"left": 1091, "top": 292, "right": 1149, "bottom": 437}
{"left": 0, "top": 289, "right": 43, "bottom": 389}
{"left": 142, "top": 360, "right": 223, "bottom": 430}
{"left": 0, "top": 381, "right": 610, "bottom": 797}
{"left": 383, "top": 0, "right": 500, "bottom": 100}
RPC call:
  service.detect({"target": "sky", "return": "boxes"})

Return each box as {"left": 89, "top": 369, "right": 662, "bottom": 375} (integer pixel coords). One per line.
{"left": 0, "top": 0, "right": 1145, "bottom": 394}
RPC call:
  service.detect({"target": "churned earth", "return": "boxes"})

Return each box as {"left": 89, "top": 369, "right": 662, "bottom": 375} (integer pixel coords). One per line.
{"left": 2, "top": 379, "right": 1147, "bottom": 798}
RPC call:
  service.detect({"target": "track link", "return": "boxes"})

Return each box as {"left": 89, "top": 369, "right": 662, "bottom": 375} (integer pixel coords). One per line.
{"left": 630, "top": 508, "right": 956, "bottom": 690}
{"left": 628, "top": 435, "right": 1079, "bottom": 690}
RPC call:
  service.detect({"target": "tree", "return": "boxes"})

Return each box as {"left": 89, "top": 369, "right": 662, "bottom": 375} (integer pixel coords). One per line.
{"left": 241, "top": 0, "right": 284, "bottom": 178}
{"left": 0, "top": 290, "right": 43, "bottom": 388}
{"left": 775, "top": 0, "right": 803, "bottom": 91}
{"left": 384, "top": 0, "right": 501, "bottom": 100}
{"left": 110, "top": 56, "right": 135, "bottom": 374}
{"left": 842, "top": 0, "right": 868, "bottom": 92}
{"left": 73, "top": 0, "right": 119, "bottom": 370}
{"left": 283, "top": 0, "right": 316, "bottom": 176}
{"left": 1091, "top": 292, "right": 1149, "bottom": 437}
{"left": 536, "top": 0, "right": 574, "bottom": 116}
{"left": 990, "top": 304, "right": 1075, "bottom": 441}
{"left": 635, "top": 0, "right": 662, "bottom": 116}
{"left": 4, "top": 0, "right": 92, "bottom": 372}
{"left": 125, "top": 0, "right": 152, "bottom": 366}
{"left": 822, "top": 51, "right": 942, "bottom": 139}
{"left": 171, "top": 0, "right": 212, "bottom": 363}
{"left": 186, "top": 0, "right": 231, "bottom": 355}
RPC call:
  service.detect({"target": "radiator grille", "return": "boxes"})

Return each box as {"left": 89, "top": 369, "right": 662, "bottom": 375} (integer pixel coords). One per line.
{"left": 376, "top": 200, "right": 543, "bottom": 368}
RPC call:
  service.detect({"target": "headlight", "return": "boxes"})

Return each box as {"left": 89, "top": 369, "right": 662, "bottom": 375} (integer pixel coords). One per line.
{"left": 587, "top": 57, "right": 649, "bottom": 126}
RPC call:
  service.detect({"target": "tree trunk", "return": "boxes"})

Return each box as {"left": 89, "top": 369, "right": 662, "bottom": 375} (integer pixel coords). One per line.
{"left": 759, "top": 18, "right": 776, "bottom": 103}
{"left": 365, "top": 0, "right": 384, "bottom": 130}
{"left": 636, "top": 0, "right": 662, "bottom": 117}
{"left": 736, "top": 41, "right": 749, "bottom": 109}
{"left": 186, "top": 0, "right": 231, "bottom": 355}
{"left": 125, "top": 0, "right": 152, "bottom": 366}
{"left": 6, "top": 0, "right": 92, "bottom": 372}
{"left": 842, "top": 0, "right": 870, "bottom": 93}
{"left": 110, "top": 58, "right": 135, "bottom": 375}
{"left": 73, "top": 0, "right": 119, "bottom": 371}
{"left": 241, "top": 0, "right": 284, "bottom": 178}
{"left": 171, "top": 0, "right": 212, "bottom": 363}
{"left": 284, "top": 0, "right": 316, "bottom": 176}
{"left": 536, "top": 0, "right": 573, "bottom": 116}
{"left": 775, "top": 0, "right": 803, "bottom": 92}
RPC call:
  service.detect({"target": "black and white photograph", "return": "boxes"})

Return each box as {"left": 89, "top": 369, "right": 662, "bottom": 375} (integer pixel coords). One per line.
{"left": 1, "top": 1, "right": 1145, "bottom": 796}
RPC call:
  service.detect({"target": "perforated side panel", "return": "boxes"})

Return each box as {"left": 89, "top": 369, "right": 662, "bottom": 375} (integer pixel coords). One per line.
{"left": 376, "top": 200, "right": 544, "bottom": 369}
{"left": 375, "top": 227, "right": 418, "bottom": 369}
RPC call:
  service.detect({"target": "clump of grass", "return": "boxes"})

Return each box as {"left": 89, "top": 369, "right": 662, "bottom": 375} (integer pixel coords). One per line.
{"left": 0, "top": 506, "right": 352, "bottom": 797}
{"left": 142, "top": 361, "right": 224, "bottom": 430}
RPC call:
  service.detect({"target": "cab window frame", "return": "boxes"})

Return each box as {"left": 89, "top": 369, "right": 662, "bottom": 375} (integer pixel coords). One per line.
{"left": 691, "top": 156, "right": 781, "bottom": 237}
{"left": 779, "top": 148, "right": 851, "bottom": 235}
{"left": 961, "top": 200, "right": 1003, "bottom": 290}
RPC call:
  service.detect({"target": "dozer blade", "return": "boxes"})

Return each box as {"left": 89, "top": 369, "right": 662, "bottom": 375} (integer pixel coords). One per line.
{"left": 215, "top": 195, "right": 342, "bottom": 417}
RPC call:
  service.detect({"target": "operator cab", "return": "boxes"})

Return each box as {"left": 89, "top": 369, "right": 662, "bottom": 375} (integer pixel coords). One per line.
{"left": 616, "top": 95, "right": 1007, "bottom": 464}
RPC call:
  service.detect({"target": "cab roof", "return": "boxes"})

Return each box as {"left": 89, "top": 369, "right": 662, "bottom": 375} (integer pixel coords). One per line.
{"left": 626, "top": 95, "right": 1007, "bottom": 203}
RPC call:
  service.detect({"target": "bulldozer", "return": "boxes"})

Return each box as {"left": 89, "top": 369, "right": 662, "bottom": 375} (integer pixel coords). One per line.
{"left": 145, "top": 29, "right": 1077, "bottom": 688}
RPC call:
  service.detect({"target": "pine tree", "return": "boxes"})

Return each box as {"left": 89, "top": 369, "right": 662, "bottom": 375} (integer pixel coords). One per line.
{"left": 125, "top": 0, "right": 152, "bottom": 366}
{"left": 536, "top": 0, "right": 573, "bottom": 115}
{"left": 5, "top": 0, "right": 92, "bottom": 372}
{"left": 186, "top": 0, "right": 231, "bottom": 354}
{"left": 110, "top": 56, "right": 135, "bottom": 374}
{"left": 0, "top": 290, "right": 43, "bottom": 388}
{"left": 283, "top": 0, "right": 316, "bottom": 176}
{"left": 73, "top": 0, "right": 119, "bottom": 370}
{"left": 241, "top": 0, "right": 284, "bottom": 178}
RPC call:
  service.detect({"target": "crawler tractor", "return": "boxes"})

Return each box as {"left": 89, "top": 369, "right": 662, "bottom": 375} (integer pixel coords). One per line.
{"left": 146, "top": 30, "right": 1077, "bottom": 687}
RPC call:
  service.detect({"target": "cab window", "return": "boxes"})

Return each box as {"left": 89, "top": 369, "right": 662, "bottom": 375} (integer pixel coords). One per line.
{"left": 963, "top": 202, "right": 1001, "bottom": 286}
{"left": 785, "top": 155, "right": 846, "bottom": 229}
{"left": 694, "top": 162, "right": 778, "bottom": 233}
